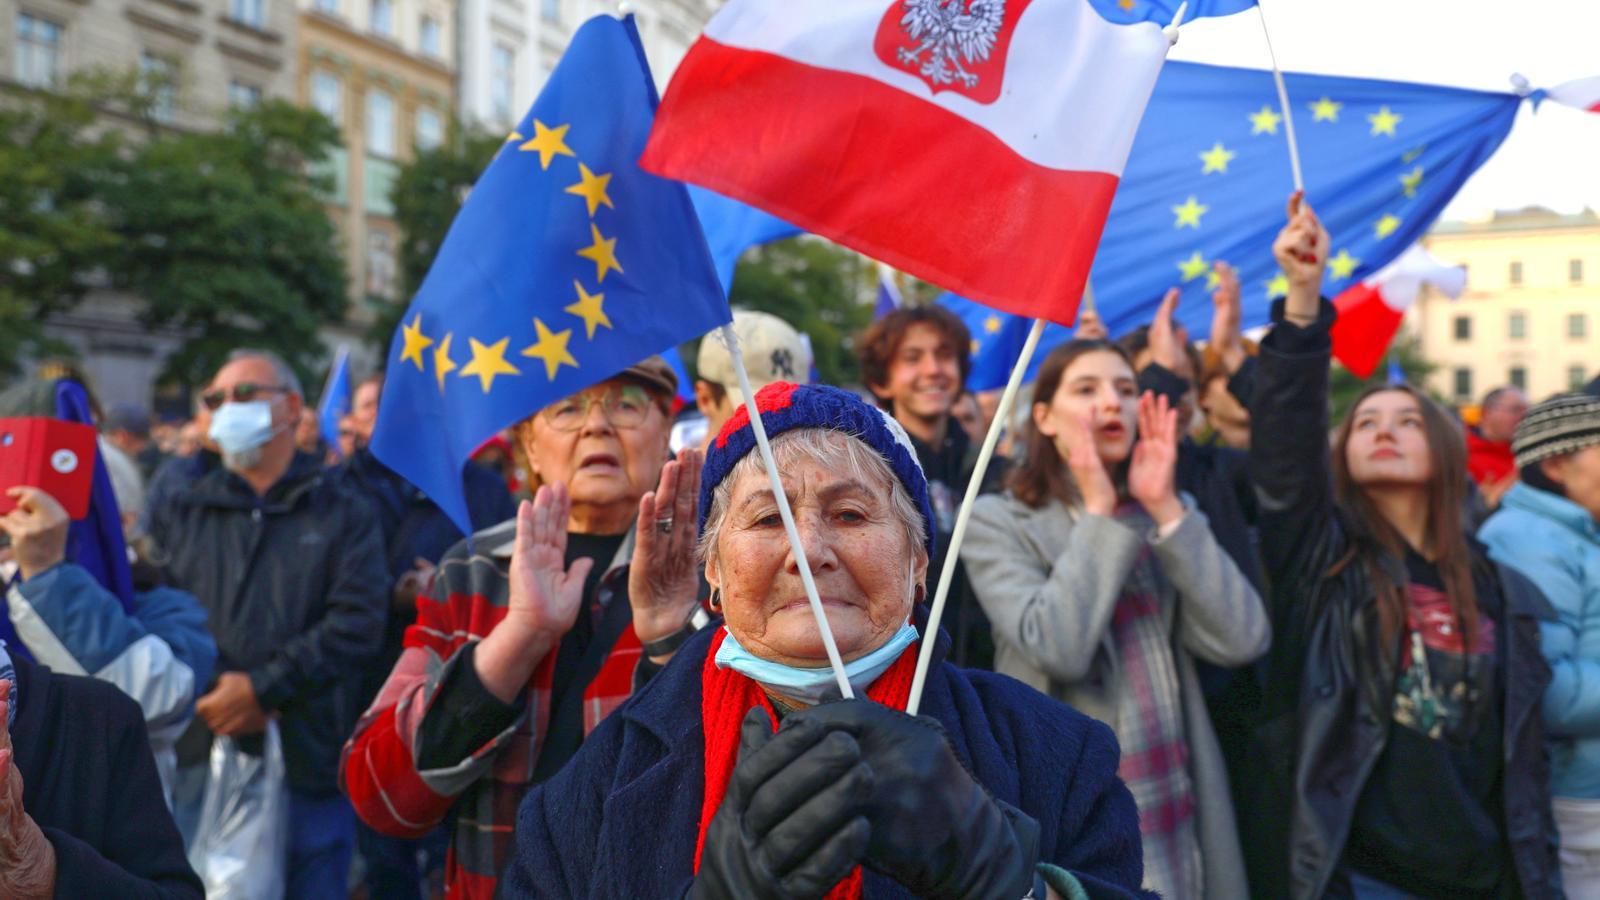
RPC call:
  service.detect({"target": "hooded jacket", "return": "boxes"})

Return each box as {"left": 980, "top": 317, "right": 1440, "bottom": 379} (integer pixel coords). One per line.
{"left": 1482, "top": 481, "right": 1600, "bottom": 799}
{"left": 148, "top": 451, "right": 388, "bottom": 795}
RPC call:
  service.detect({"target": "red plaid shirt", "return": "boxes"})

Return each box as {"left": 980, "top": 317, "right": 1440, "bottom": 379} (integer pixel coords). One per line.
{"left": 340, "top": 519, "right": 641, "bottom": 900}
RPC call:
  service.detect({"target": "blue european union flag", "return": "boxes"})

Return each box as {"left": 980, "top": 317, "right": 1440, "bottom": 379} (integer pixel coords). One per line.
{"left": 371, "top": 14, "right": 730, "bottom": 534}
{"left": 1088, "top": 61, "right": 1519, "bottom": 339}
{"left": 1086, "top": 0, "right": 1255, "bottom": 25}
{"left": 317, "top": 346, "right": 351, "bottom": 457}
{"left": 690, "top": 186, "right": 801, "bottom": 294}
{"left": 938, "top": 293, "right": 1076, "bottom": 392}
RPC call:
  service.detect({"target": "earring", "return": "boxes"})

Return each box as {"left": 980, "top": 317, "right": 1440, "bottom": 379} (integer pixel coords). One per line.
{"left": 708, "top": 588, "right": 722, "bottom": 613}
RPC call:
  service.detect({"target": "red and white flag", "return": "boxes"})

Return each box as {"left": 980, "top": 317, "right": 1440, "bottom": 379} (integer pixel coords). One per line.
{"left": 1546, "top": 76, "right": 1600, "bottom": 113}
{"left": 642, "top": 0, "right": 1172, "bottom": 326}
{"left": 1331, "top": 245, "right": 1466, "bottom": 379}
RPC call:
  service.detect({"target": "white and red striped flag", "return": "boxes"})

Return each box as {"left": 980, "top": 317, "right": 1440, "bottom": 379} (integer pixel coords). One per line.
{"left": 642, "top": 0, "right": 1172, "bottom": 326}
{"left": 1546, "top": 76, "right": 1600, "bottom": 113}
{"left": 1330, "top": 245, "right": 1466, "bottom": 379}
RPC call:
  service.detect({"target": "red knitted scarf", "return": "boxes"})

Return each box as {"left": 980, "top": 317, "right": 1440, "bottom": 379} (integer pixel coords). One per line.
{"left": 694, "top": 628, "right": 919, "bottom": 899}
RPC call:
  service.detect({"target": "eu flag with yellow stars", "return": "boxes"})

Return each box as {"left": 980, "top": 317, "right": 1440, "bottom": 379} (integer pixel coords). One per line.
{"left": 371, "top": 13, "right": 729, "bottom": 535}
{"left": 1086, "top": 61, "right": 1520, "bottom": 339}
{"left": 938, "top": 292, "right": 1074, "bottom": 392}
{"left": 1086, "top": 0, "right": 1255, "bottom": 25}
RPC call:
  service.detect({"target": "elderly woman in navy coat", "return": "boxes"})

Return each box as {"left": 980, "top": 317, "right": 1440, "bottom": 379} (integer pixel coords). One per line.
{"left": 498, "top": 383, "right": 1148, "bottom": 899}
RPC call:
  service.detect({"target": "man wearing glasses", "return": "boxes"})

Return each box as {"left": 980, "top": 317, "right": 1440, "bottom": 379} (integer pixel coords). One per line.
{"left": 341, "top": 357, "right": 709, "bottom": 900}
{"left": 146, "top": 349, "right": 389, "bottom": 899}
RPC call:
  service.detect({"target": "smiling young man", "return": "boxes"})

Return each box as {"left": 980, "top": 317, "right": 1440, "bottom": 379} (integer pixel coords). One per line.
{"left": 857, "top": 306, "right": 1001, "bottom": 669}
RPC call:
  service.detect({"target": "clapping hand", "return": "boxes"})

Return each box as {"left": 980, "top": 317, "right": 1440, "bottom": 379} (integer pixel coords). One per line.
{"left": 0, "top": 681, "right": 55, "bottom": 899}
{"left": 1057, "top": 410, "right": 1118, "bottom": 518}
{"left": 505, "top": 482, "right": 591, "bottom": 643}
{"left": 1128, "top": 392, "right": 1184, "bottom": 528}
{"left": 1146, "top": 288, "right": 1190, "bottom": 375}
{"left": 1209, "top": 261, "right": 1247, "bottom": 376}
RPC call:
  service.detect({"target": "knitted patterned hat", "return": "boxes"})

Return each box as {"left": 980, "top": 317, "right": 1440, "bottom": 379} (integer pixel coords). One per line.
{"left": 698, "top": 382, "right": 936, "bottom": 558}
{"left": 1513, "top": 393, "right": 1600, "bottom": 470}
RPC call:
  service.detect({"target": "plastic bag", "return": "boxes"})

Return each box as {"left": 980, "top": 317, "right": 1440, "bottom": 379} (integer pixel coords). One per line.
{"left": 186, "top": 721, "right": 289, "bottom": 900}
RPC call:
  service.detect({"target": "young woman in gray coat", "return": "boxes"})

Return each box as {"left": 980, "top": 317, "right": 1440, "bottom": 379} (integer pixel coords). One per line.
{"left": 962, "top": 338, "right": 1269, "bottom": 900}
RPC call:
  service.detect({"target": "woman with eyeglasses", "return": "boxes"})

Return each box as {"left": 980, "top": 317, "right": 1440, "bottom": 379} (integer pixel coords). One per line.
{"left": 342, "top": 357, "right": 712, "bottom": 900}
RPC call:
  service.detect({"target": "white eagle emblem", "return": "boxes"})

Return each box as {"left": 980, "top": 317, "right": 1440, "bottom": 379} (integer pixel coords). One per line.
{"left": 894, "top": 0, "right": 1007, "bottom": 89}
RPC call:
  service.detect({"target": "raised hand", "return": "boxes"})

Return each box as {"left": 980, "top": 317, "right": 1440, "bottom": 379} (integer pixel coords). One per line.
{"left": 505, "top": 482, "right": 590, "bottom": 641}
{"left": 1208, "top": 261, "right": 1247, "bottom": 375}
{"left": 1271, "top": 190, "right": 1331, "bottom": 323}
{"left": 0, "top": 487, "right": 70, "bottom": 581}
{"left": 1054, "top": 409, "right": 1118, "bottom": 518}
{"left": 475, "top": 482, "right": 593, "bottom": 703}
{"left": 0, "top": 682, "right": 55, "bottom": 899}
{"left": 629, "top": 448, "right": 704, "bottom": 650}
{"left": 1128, "top": 392, "right": 1184, "bottom": 527}
{"left": 1146, "top": 287, "right": 1190, "bottom": 374}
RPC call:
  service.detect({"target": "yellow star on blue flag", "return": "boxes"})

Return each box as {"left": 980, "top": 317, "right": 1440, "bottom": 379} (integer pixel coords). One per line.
{"left": 370, "top": 14, "right": 731, "bottom": 534}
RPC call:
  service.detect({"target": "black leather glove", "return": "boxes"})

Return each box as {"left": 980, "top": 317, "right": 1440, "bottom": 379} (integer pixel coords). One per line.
{"left": 690, "top": 707, "right": 875, "bottom": 900}
{"left": 788, "top": 699, "right": 1040, "bottom": 900}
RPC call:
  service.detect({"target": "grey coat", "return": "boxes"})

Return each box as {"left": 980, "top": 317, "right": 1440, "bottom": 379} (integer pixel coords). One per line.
{"left": 961, "top": 491, "right": 1269, "bottom": 899}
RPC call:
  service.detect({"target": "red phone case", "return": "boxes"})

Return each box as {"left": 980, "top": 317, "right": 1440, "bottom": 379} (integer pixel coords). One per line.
{"left": 0, "top": 417, "right": 99, "bottom": 520}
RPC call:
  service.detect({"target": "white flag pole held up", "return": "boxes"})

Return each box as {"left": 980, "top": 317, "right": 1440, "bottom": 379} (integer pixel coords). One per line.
{"left": 907, "top": 5, "right": 1190, "bottom": 715}
{"left": 718, "top": 324, "right": 855, "bottom": 699}
{"left": 1256, "top": 1, "right": 1305, "bottom": 192}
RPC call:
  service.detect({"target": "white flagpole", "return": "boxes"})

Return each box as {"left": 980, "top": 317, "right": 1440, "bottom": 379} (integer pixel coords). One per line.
{"left": 906, "top": 316, "right": 1046, "bottom": 715}
{"left": 720, "top": 323, "right": 854, "bottom": 698}
{"left": 1256, "top": 2, "right": 1305, "bottom": 191}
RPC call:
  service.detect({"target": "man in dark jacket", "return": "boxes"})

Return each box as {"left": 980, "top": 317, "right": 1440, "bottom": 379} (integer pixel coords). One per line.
{"left": 331, "top": 372, "right": 515, "bottom": 900}
{"left": 148, "top": 349, "right": 388, "bottom": 898}
{"left": 2, "top": 650, "right": 202, "bottom": 898}
{"left": 858, "top": 305, "right": 1003, "bottom": 669}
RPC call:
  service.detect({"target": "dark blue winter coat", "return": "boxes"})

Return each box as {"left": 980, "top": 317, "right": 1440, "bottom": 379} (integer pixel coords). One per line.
{"left": 500, "top": 625, "right": 1148, "bottom": 898}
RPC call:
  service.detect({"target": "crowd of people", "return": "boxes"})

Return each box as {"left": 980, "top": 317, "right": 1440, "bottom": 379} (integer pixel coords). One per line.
{"left": 2, "top": 196, "right": 1599, "bottom": 898}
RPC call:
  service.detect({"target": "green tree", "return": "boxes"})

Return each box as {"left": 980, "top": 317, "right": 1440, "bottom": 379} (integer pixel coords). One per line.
{"left": 0, "top": 80, "right": 126, "bottom": 372}
{"left": 724, "top": 237, "right": 875, "bottom": 387}
{"left": 375, "top": 128, "right": 504, "bottom": 352}
{"left": 1328, "top": 327, "right": 1439, "bottom": 423}
{"left": 105, "top": 99, "right": 348, "bottom": 386}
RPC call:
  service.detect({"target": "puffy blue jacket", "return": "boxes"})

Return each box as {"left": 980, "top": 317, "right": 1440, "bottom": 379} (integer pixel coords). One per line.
{"left": 1481, "top": 481, "right": 1600, "bottom": 797}
{"left": 5, "top": 561, "right": 218, "bottom": 798}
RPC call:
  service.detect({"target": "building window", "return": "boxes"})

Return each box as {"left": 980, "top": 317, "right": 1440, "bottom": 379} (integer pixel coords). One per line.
{"left": 229, "top": 0, "right": 265, "bottom": 28}
{"left": 415, "top": 107, "right": 442, "bottom": 152}
{"left": 370, "top": 0, "right": 393, "bottom": 36}
{"left": 364, "top": 157, "right": 398, "bottom": 215}
{"left": 1573, "top": 259, "right": 1585, "bottom": 285}
{"left": 1509, "top": 366, "right": 1527, "bottom": 392}
{"left": 1569, "top": 313, "right": 1588, "bottom": 340}
{"left": 1452, "top": 315, "right": 1471, "bottom": 342}
{"left": 228, "top": 81, "right": 261, "bottom": 107}
{"left": 1509, "top": 260, "right": 1523, "bottom": 287}
{"left": 1508, "top": 311, "right": 1527, "bottom": 341}
{"left": 14, "top": 14, "right": 63, "bottom": 89}
{"left": 1453, "top": 367, "right": 1472, "bottom": 402}
{"left": 541, "top": 0, "right": 560, "bottom": 22}
{"left": 313, "top": 0, "right": 338, "bottom": 13}
{"left": 490, "top": 43, "right": 515, "bottom": 126}
{"left": 139, "top": 54, "right": 177, "bottom": 123}
{"left": 419, "top": 14, "right": 441, "bottom": 56}
{"left": 1572, "top": 366, "right": 1590, "bottom": 391}
{"left": 309, "top": 146, "right": 348, "bottom": 206}
{"left": 365, "top": 88, "right": 395, "bottom": 157}
{"left": 310, "top": 70, "right": 342, "bottom": 124}
{"left": 366, "top": 229, "right": 396, "bottom": 299}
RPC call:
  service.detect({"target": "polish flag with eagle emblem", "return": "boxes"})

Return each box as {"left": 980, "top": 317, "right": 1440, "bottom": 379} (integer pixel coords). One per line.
{"left": 642, "top": 0, "right": 1173, "bottom": 326}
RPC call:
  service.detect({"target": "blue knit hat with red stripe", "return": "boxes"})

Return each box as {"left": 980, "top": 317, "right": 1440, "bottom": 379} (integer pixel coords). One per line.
{"left": 698, "top": 382, "right": 937, "bottom": 558}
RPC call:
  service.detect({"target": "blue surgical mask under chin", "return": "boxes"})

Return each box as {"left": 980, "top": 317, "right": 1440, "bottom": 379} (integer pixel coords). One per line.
{"left": 207, "top": 400, "right": 278, "bottom": 456}
{"left": 715, "top": 620, "right": 920, "bottom": 706}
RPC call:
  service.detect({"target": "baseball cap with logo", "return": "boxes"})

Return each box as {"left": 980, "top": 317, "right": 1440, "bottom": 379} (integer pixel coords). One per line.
{"left": 696, "top": 310, "right": 812, "bottom": 405}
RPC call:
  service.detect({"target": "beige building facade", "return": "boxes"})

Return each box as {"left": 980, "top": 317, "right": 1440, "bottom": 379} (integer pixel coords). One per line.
{"left": 1409, "top": 207, "right": 1600, "bottom": 406}
{"left": 296, "top": 0, "right": 452, "bottom": 345}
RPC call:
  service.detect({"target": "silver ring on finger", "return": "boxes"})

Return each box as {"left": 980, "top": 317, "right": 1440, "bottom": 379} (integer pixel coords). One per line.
{"left": 655, "top": 516, "right": 674, "bottom": 534}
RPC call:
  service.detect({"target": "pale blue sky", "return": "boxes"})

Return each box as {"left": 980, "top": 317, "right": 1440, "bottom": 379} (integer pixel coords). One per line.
{"left": 1167, "top": 0, "right": 1600, "bottom": 220}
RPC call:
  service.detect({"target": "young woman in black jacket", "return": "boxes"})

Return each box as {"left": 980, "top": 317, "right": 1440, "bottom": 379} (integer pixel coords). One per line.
{"left": 1244, "top": 192, "right": 1561, "bottom": 899}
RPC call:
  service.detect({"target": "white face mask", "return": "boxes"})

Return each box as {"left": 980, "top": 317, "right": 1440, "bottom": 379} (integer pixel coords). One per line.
{"left": 714, "top": 619, "right": 921, "bottom": 706}
{"left": 207, "top": 400, "right": 280, "bottom": 469}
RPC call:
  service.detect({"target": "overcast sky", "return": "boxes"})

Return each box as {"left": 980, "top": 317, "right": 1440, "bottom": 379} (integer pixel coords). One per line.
{"left": 1166, "top": 0, "right": 1600, "bottom": 221}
